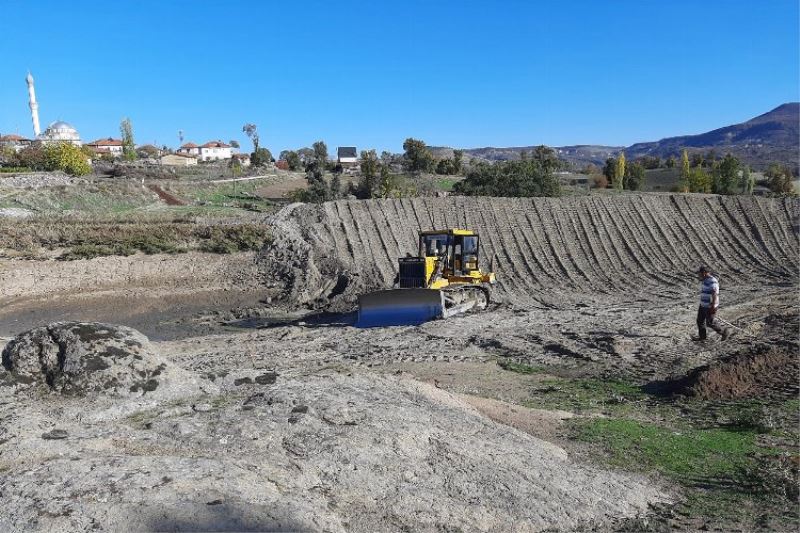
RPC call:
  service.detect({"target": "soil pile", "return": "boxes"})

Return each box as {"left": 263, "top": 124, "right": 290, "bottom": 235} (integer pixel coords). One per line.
{"left": 259, "top": 195, "right": 799, "bottom": 311}
{"left": 679, "top": 345, "right": 799, "bottom": 400}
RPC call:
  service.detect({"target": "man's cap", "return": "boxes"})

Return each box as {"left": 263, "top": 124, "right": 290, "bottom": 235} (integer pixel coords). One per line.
{"left": 697, "top": 265, "right": 710, "bottom": 273}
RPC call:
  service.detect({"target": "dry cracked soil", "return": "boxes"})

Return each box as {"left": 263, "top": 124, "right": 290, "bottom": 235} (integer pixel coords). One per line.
{"left": 0, "top": 194, "right": 797, "bottom": 532}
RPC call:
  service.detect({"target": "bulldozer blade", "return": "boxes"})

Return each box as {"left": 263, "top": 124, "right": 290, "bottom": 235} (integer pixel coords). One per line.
{"left": 357, "top": 288, "right": 445, "bottom": 328}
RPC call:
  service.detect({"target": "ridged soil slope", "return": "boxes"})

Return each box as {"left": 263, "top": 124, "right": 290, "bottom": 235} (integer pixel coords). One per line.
{"left": 260, "top": 195, "right": 799, "bottom": 310}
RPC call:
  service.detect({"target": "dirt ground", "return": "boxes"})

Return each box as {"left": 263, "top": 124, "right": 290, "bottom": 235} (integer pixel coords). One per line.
{"left": 0, "top": 194, "right": 797, "bottom": 531}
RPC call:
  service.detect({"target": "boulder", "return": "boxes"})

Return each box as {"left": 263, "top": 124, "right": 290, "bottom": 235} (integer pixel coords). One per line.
{"left": 2, "top": 322, "right": 194, "bottom": 398}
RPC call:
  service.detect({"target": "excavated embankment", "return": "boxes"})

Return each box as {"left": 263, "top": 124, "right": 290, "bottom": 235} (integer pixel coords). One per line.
{"left": 260, "top": 195, "right": 799, "bottom": 311}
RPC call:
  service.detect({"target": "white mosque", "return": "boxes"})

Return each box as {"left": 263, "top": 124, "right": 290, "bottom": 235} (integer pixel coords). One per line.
{"left": 26, "top": 72, "right": 82, "bottom": 145}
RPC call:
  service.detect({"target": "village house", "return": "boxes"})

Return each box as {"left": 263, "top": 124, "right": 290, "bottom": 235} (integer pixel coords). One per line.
{"left": 177, "top": 142, "right": 201, "bottom": 156}
{"left": 0, "top": 134, "right": 33, "bottom": 152}
{"left": 198, "top": 141, "right": 233, "bottom": 161}
{"left": 337, "top": 146, "right": 358, "bottom": 166}
{"left": 85, "top": 137, "right": 124, "bottom": 157}
{"left": 231, "top": 152, "right": 251, "bottom": 167}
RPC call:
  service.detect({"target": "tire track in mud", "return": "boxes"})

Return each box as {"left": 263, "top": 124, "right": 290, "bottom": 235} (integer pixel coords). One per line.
{"left": 261, "top": 195, "right": 799, "bottom": 310}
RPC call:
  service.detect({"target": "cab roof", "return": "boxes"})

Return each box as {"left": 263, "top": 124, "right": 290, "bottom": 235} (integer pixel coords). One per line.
{"left": 418, "top": 229, "right": 477, "bottom": 236}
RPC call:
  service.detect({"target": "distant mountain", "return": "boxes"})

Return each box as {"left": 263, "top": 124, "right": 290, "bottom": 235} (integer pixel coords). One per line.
{"left": 626, "top": 103, "right": 799, "bottom": 170}
{"left": 431, "top": 103, "right": 799, "bottom": 171}
{"left": 429, "top": 145, "right": 623, "bottom": 169}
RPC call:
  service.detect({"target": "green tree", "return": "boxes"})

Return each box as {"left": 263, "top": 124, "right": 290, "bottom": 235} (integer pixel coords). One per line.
{"left": 533, "top": 145, "right": 562, "bottom": 174}
{"left": 329, "top": 170, "right": 342, "bottom": 200}
{"left": 625, "top": 162, "right": 646, "bottom": 191}
{"left": 251, "top": 147, "right": 272, "bottom": 167}
{"left": 435, "top": 158, "right": 456, "bottom": 175}
{"left": 614, "top": 152, "right": 626, "bottom": 190}
{"left": 358, "top": 149, "right": 379, "bottom": 198}
{"left": 379, "top": 163, "right": 394, "bottom": 198}
{"left": 766, "top": 164, "right": 796, "bottom": 196}
{"left": 602, "top": 157, "right": 616, "bottom": 186}
{"left": 740, "top": 165, "right": 753, "bottom": 194}
{"left": 312, "top": 141, "right": 328, "bottom": 164}
{"left": 297, "top": 147, "right": 315, "bottom": 164}
{"left": 229, "top": 140, "right": 240, "bottom": 149}
{"left": 285, "top": 151, "right": 301, "bottom": 171}
{"left": 402, "top": 138, "right": 434, "bottom": 173}
{"left": 713, "top": 153, "right": 739, "bottom": 195}
{"left": 453, "top": 150, "right": 463, "bottom": 174}
{"left": 679, "top": 149, "right": 690, "bottom": 192}
{"left": 120, "top": 118, "right": 136, "bottom": 161}
{"left": 665, "top": 156, "right": 676, "bottom": 169}
{"left": 43, "top": 142, "right": 91, "bottom": 176}
{"left": 688, "top": 167, "right": 712, "bottom": 193}
{"left": 453, "top": 158, "right": 560, "bottom": 197}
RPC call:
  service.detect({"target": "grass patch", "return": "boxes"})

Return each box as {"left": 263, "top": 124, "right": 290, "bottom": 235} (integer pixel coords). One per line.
{"left": 497, "top": 359, "right": 546, "bottom": 374}
{"left": 573, "top": 417, "right": 799, "bottom": 528}
{"left": 436, "top": 178, "right": 460, "bottom": 191}
{"left": 574, "top": 418, "right": 758, "bottom": 479}
{"left": 523, "top": 376, "right": 646, "bottom": 414}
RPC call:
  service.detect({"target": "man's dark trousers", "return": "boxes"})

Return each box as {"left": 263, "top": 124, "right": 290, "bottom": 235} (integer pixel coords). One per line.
{"left": 697, "top": 306, "right": 724, "bottom": 340}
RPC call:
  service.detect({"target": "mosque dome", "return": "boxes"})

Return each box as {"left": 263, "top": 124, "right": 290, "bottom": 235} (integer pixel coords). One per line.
{"left": 42, "top": 121, "right": 81, "bottom": 144}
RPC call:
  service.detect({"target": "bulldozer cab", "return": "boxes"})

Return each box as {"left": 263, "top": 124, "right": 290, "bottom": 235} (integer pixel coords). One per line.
{"left": 418, "top": 229, "right": 481, "bottom": 277}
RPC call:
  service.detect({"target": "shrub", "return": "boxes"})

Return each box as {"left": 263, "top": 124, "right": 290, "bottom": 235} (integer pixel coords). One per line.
{"left": 41, "top": 142, "right": 91, "bottom": 176}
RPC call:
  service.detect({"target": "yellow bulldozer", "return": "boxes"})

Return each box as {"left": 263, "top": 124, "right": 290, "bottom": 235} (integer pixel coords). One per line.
{"left": 357, "top": 229, "right": 496, "bottom": 327}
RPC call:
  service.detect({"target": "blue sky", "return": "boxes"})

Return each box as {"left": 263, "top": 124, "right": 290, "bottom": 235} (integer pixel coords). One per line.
{"left": 1, "top": 0, "right": 798, "bottom": 154}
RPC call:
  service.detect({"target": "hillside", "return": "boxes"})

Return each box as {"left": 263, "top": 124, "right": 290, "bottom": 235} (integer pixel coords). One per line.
{"left": 626, "top": 103, "right": 799, "bottom": 170}
{"left": 431, "top": 103, "right": 799, "bottom": 170}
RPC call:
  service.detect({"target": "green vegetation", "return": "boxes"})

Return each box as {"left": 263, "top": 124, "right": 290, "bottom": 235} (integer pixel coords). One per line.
{"left": 196, "top": 224, "right": 271, "bottom": 254}
{"left": 574, "top": 418, "right": 758, "bottom": 479}
{"left": 454, "top": 146, "right": 561, "bottom": 197}
{"left": 496, "top": 360, "right": 546, "bottom": 374}
{"left": 525, "top": 376, "right": 645, "bottom": 414}
{"left": 497, "top": 358, "right": 798, "bottom": 529}
{"left": 0, "top": 215, "right": 270, "bottom": 259}
{"left": 120, "top": 117, "right": 136, "bottom": 161}
{"left": 402, "top": 138, "right": 434, "bottom": 173}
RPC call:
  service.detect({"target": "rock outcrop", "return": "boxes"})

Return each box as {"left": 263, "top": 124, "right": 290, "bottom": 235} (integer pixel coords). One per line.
{"left": 1, "top": 322, "right": 204, "bottom": 398}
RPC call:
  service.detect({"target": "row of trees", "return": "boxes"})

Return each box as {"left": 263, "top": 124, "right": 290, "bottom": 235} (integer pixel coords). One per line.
{"left": 597, "top": 152, "right": 646, "bottom": 191}
{"left": 676, "top": 150, "right": 752, "bottom": 194}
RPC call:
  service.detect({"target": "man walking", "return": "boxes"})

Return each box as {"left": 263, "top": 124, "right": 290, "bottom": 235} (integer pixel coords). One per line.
{"left": 693, "top": 266, "right": 728, "bottom": 342}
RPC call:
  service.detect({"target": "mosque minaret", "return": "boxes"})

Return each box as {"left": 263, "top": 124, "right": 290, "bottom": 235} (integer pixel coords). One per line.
{"left": 26, "top": 72, "right": 41, "bottom": 137}
{"left": 24, "top": 72, "right": 81, "bottom": 145}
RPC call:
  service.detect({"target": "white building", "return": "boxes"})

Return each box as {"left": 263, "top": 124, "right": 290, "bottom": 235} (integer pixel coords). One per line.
{"left": 198, "top": 141, "right": 233, "bottom": 161}
{"left": 337, "top": 146, "right": 358, "bottom": 165}
{"left": 85, "top": 137, "right": 124, "bottom": 157}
